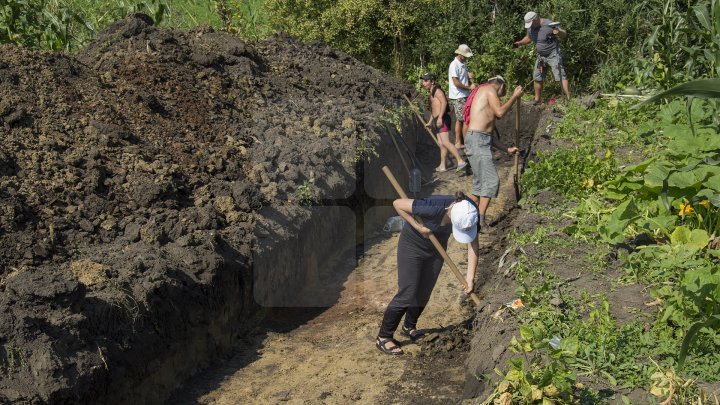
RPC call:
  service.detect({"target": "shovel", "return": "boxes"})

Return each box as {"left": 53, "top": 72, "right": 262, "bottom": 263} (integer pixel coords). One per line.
{"left": 389, "top": 132, "right": 422, "bottom": 193}
{"left": 402, "top": 94, "right": 441, "bottom": 148}
{"left": 513, "top": 98, "right": 521, "bottom": 202}
{"left": 382, "top": 166, "right": 481, "bottom": 306}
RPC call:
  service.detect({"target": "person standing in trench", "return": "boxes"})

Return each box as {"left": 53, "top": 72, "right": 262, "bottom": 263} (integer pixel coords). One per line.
{"left": 419, "top": 72, "right": 467, "bottom": 173}
{"left": 464, "top": 75, "right": 521, "bottom": 234}
{"left": 376, "top": 192, "right": 480, "bottom": 355}
{"left": 448, "top": 44, "right": 476, "bottom": 149}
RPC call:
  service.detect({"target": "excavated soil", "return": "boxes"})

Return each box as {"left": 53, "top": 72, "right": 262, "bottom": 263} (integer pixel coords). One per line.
{"left": 0, "top": 11, "right": 583, "bottom": 405}
{"left": 0, "top": 14, "right": 415, "bottom": 404}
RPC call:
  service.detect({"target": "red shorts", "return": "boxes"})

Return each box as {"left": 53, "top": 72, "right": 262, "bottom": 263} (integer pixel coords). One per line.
{"left": 431, "top": 113, "right": 452, "bottom": 134}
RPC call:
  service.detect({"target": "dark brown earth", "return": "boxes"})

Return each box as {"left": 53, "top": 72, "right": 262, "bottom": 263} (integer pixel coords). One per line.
{"left": 0, "top": 14, "right": 415, "bottom": 403}
{"left": 0, "top": 11, "right": 643, "bottom": 405}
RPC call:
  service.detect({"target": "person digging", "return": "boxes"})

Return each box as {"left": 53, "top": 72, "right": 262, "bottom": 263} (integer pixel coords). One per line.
{"left": 376, "top": 192, "right": 479, "bottom": 355}
{"left": 464, "top": 75, "right": 521, "bottom": 234}
{"left": 420, "top": 72, "right": 468, "bottom": 173}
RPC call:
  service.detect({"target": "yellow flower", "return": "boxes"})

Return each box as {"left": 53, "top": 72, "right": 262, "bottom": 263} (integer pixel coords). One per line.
{"left": 698, "top": 200, "right": 710, "bottom": 208}
{"left": 678, "top": 203, "right": 694, "bottom": 216}
{"left": 581, "top": 178, "right": 595, "bottom": 189}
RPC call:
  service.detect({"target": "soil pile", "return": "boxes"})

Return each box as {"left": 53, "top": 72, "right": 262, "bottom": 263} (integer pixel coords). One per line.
{"left": 0, "top": 14, "right": 412, "bottom": 403}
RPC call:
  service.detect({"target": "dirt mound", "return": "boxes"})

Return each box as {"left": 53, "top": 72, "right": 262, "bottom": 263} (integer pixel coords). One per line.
{"left": 0, "top": 14, "right": 413, "bottom": 403}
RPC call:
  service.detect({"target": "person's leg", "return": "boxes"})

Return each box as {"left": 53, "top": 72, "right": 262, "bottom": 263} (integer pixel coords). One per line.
{"left": 404, "top": 252, "right": 444, "bottom": 330}
{"left": 561, "top": 79, "right": 571, "bottom": 100}
{"left": 454, "top": 120, "right": 464, "bottom": 148}
{"left": 478, "top": 196, "right": 491, "bottom": 217}
{"left": 451, "top": 98, "right": 466, "bottom": 148}
{"left": 440, "top": 131, "right": 464, "bottom": 167}
{"left": 475, "top": 154, "right": 500, "bottom": 233}
{"left": 549, "top": 52, "right": 570, "bottom": 100}
{"left": 533, "top": 58, "right": 544, "bottom": 103}
{"left": 378, "top": 235, "right": 424, "bottom": 341}
{"left": 437, "top": 133, "right": 449, "bottom": 170}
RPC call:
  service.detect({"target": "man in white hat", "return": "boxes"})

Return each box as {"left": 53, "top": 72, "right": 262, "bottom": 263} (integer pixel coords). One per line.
{"left": 513, "top": 11, "right": 570, "bottom": 104}
{"left": 448, "top": 44, "right": 476, "bottom": 150}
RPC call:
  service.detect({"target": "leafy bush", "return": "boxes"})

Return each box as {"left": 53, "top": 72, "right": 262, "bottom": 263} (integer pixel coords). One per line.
{"left": 522, "top": 147, "right": 617, "bottom": 199}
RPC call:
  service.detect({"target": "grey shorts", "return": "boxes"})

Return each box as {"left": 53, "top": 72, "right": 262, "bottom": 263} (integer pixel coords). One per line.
{"left": 465, "top": 130, "right": 499, "bottom": 198}
{"left": 533, "top": 50, "right": 567, "bottom": 82}
{"left": 449, "top": 98, "right": 467, "bottom": 123}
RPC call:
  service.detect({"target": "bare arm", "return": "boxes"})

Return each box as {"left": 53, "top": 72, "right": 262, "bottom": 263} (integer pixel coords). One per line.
{"left": 464, "top": 239, "right": 479, "bottom": 293}
{"left": 553, "top": 27, "right": 567, "bottom": 39}
{"left": 490, "top": 130, "right": 519, "bottom": 154}
{"left": 489, "top": 86, "right": 523, "bottom": 119}
{"left": 452, "top": 76, "right": 476, "bottom": 92}
{"left": 514, "top": 34, "right": 532, "bottom": 47}
{"left": 393, "top": 199, "right": 432, "bottom": 238}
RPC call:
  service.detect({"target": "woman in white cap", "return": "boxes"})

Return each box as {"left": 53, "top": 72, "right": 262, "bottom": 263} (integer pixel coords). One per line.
{"left": 376, "top": 191, "right": 479, "bottom": 355}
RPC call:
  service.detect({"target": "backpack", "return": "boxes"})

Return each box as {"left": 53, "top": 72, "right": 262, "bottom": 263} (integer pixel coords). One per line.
{"left": 431, "top": 85, "right": 450, "bottom": 115}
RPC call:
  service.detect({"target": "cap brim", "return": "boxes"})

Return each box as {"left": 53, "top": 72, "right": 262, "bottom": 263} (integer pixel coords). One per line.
{"left": 524, "top": 22, "right": 532, "bottom": 28}
{"left": 452, "top": 223, "right": 477, "bottom": 244}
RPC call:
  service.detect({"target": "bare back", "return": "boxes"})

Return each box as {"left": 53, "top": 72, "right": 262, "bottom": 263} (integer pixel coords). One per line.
{"left": 467, "top": 86, "right": 499, "bottom": 133}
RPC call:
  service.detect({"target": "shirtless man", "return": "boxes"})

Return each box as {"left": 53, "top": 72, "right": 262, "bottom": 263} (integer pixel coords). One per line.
{"left": 420, "top": 73, "right": 467, "bottom": 172}
{"left": 464, "top": 76, "right": 522, "bottom": 233}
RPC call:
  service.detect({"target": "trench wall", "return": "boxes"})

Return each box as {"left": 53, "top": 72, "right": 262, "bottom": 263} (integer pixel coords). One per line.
{"left": 252, "top": 116, "right": 423, "bottom": 308}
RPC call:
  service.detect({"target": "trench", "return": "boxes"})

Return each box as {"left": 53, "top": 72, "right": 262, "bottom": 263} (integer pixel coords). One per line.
{"left": 163, "top": 105, "right": 543, "bottom": 404}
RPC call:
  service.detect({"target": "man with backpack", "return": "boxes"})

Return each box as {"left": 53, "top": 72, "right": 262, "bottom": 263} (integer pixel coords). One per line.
{"left": 420, "top": 73, "right": 467, "bottom": 173}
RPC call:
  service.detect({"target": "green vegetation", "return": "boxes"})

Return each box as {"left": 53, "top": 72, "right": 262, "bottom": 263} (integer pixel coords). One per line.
{"left": 508, "top": 80, "right": 719, "bottom": 401}
{"left": 295, "top": 179, "right": 316, "bottom": 206}
{"left": 0, "top": 0, "right": 220, "bottom": 51}
{"left": 2, "top": 0, "right": 720, "bottom": 402}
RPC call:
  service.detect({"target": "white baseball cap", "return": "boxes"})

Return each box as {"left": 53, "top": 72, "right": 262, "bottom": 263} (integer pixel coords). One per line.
{"left": 450, "top": 200, "right": 479, "bottom": 243}
{"left": 524, "top": 11, "right": 538, "bottom": 28}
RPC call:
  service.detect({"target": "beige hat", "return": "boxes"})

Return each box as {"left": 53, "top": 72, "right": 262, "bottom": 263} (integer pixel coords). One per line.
{"left": 454, "top": 44, "right": 473, "bottom": 58}
{"left": 524, "top": 11, "right": 538, "bottom": 28}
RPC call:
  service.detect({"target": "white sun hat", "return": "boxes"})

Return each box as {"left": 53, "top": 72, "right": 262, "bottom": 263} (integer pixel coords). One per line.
{"left": 450, "top": 200, "right": 479, "bottom": 243}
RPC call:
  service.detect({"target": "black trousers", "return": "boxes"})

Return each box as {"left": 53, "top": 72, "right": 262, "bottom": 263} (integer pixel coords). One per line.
{"left": 378, "top": 231, "right": 446, "bottom": 338}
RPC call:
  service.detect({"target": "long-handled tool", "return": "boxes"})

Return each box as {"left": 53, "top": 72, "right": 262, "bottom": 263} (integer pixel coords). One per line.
{"left": 389, "top": 133, "right": 422, "bottom": 193}
{"left": 513, "top": 98, "right": 521, "bottom": 202}
{"left": 402, "top": 94, "right": 441, "bottom": 148}
{"left": 382, "top": 166, "right": 481, "bottom": 306}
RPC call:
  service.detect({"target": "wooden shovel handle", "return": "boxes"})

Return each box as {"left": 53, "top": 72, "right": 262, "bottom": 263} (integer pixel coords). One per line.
{"left": 382, "top": 166, "right": 481, "bottom": 306}
{"left": 402, "top": 95, "right": 441, "bottom": 147}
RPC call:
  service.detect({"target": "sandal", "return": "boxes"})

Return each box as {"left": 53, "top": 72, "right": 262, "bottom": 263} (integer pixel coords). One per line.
{"left": 455, "top": 162, "right": 468, "bottom": 172}
{"left": 376, "top": 337, "right": 403, "bottom": 355}
{"left": 400, "top": 325, "right": 423, "bottom": 341}
{"left": 435, "top": 167, "right": 448, "bottom": 173}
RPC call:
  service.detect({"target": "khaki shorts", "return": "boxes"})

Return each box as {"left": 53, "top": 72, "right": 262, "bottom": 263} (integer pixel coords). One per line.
{"left": 533, "top": 49, "right": 567, "bottom": 82}
{"left": 449, "top": 98, "right": 466, "bottom": 123}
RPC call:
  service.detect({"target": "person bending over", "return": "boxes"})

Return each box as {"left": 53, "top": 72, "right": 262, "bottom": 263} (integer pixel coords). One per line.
{"left": 376, "top": 192, "right": 479, "bottom": 355}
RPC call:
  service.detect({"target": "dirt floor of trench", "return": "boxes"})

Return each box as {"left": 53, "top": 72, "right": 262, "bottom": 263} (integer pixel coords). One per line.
{"left": 169, "top": 106, "right": 540, "bottom": 404}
